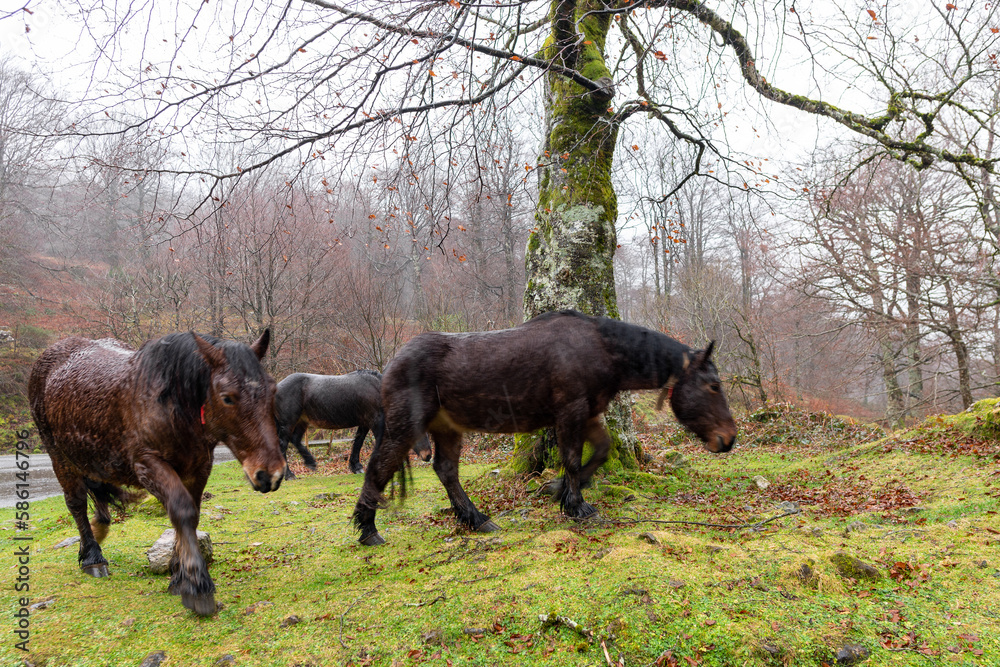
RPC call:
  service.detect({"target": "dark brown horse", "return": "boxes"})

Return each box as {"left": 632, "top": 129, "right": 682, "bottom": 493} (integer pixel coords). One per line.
{"left": 28, "top": 330, "right": 285, "bottom": 616}
{"left": 353, "top": 309, "right": 738, "bottom": 545}
{"left": 274, "top": 370, "right": 432, "bottom": 477}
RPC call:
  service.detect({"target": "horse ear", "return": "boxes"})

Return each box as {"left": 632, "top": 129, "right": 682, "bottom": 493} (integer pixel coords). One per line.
{"left": 192, "top": 333, "right": 226, "bottom": 371}
{"left": 250, "top": 328, "right": 270, "bottom": 361}
{"left": 703, "top": 340, "right": 715, "bottom": 362}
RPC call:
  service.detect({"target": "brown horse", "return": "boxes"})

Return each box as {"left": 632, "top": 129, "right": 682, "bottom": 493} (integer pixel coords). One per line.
{"left": 28, "top": 330, "right": 285, "bottom": 616}
{"left": 353, "top": 309, "right": 738, "bottom": 545}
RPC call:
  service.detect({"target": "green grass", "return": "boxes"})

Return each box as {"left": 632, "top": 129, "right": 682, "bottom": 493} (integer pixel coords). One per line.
{"left": 4, "top": 403, "right": 1000, "bottom": 666}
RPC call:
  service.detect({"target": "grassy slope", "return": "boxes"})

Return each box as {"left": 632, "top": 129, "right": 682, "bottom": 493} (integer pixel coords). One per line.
{"left": 4, "top": 401, "right": 999, "bottom": 667}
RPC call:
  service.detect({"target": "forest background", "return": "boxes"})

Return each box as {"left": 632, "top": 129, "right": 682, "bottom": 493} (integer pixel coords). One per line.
{"left": 2, "top": 0, "right": 1000, "bottom": 447}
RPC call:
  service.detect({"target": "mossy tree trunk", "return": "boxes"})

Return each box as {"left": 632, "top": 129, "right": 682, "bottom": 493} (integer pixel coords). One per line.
{"left": 510, "top": 1, "right": 640, "bottom": 476}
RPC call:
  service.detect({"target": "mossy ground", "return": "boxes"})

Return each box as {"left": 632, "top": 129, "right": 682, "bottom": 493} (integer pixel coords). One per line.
{"left": 4, "top": 398, "right": 999, "bottom": 666}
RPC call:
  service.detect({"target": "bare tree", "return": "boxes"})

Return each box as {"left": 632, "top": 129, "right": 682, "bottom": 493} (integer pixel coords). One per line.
{"left": 0, "top": 59, "right": 60, "bottom": 280}
{"left": 27, "top": 0, "right": 1000, "bottom": 463}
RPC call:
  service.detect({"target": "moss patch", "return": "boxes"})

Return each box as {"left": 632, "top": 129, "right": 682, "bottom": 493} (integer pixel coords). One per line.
{"left": 8, "top": 404, "right": 1000, "bottom": 666}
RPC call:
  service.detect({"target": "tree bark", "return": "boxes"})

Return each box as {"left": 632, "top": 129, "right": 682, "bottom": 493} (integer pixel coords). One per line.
{"left": 513, "top": 1, "right": 639, "bottom": 474}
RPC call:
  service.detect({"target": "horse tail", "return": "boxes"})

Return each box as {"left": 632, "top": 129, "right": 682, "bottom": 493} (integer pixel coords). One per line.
{"left": 84, "top": 478, "right": 141, "bottom": 511}
{"left": 373, "top": 414, "right": 413, "bottom": 502}
{"left": 390, "top": 457, "right": 412, "bottom": 502}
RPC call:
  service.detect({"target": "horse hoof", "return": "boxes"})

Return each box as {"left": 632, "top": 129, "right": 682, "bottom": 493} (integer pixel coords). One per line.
{"left": 571, "top": 503, "right": 599, "bottom": 521}
{"left": 81, "top": 563, "right": 110, "bottom": 578}
{"left": 183, "top": 592, "right": 218, "bottom": 616}
{"left": 284, "top": 469, "right": 297, "bottom": 481}
{"left": 475, "top": 520, "right": 501, "bottom": 533}
{"left": 349, "top": 465, "right": 364, "bottom": 474}
{"left": 360, "top": 532, "right": 386, "bottom": 546}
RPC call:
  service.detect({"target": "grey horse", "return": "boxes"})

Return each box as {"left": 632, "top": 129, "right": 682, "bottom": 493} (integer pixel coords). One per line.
{"left": 274, "top": 370, "right": 432, "bottom": 477}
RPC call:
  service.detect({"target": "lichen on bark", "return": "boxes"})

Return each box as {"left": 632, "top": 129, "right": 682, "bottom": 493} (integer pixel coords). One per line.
{"left": 514, "top": 0, "right": 640, "bottom": 475}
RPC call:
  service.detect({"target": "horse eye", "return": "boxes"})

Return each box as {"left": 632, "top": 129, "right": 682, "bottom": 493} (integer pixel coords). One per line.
{"left": 221, "top": 395, "right": 236, "bottom": 406}
{"left": 709, "top": 383, "right": 721, "bottom": 393}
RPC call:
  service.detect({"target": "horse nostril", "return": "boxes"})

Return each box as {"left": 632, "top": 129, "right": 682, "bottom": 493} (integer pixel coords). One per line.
{"left": 255, "top": 469, "right": 271, "bottom": 493}
{"left": 718, "top": 434, "right": 735, "bottom": 452}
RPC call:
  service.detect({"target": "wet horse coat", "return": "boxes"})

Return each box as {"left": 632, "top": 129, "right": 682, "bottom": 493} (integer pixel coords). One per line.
{"left": 28, "top": 330, "right": 285, "bottom": 616}
{"left": 353, "top": 309, "right": 738, "bottom": 545}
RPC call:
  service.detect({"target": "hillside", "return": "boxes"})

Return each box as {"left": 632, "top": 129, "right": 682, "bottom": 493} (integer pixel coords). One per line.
{"left": 6, "top": 400, "right": 997, "bottom": 666}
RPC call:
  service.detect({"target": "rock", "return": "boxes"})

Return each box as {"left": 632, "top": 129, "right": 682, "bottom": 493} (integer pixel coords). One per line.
{"left": 214, "top": 655, "right": 236, "bottom": 666}
{"left": 54, "top": 536, "right": 80, "bottom": 549}
{"left": 138, "top": 651, "right": 167, "bottom": 667}
{"left": 760, "top": 640, "right": 782, "bottom": 657}
{"left": 776, "top": 501, "right": 800, "bottom": 512}
{"left": 146, "top": 529, "right": 213, "bottom": 575}
{"left": 279, "top": 615, "right": 300, "bottom": 628}
{"left": 946, "top": 520, "right": 959, "bottom": 529}
{"left": 796, "top": 561, "right": 818, "bottom": 588}
{"left": 422, "top": 628, "right": 444, "bottom": 645}
{"left": 660, "top": 449, "right": 690, "bottom": 469}
{"left": 830, "top": 551, "right": 882, "bottom": 581}
{"left": 835, "top": 643, "right": 870, "bottom": 665}
{"left": 843, "top": 521, "right": 867, "bottom": 537}
{"left": 753, "top": 475, "right": 770, "bottom": 490}
{"left": 638, "top": 532, "right": 659, "bottom": 544}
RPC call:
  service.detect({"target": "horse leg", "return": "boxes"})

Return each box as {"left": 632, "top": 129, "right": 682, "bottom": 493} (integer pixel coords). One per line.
{"left": 431, "top": 428, "right": 498, "bottom": 533}
{"left": 291, "top": 423, "right": 317, "bottom": 471}
{"left": 553, "top": 411, "right": 598, "bottom": 520}
{"left": 52, "top": 462, "right": 109, "bottom": 577}
{"left": 135, "top": 457, "right": 216, "bottom": 616}
{"left": 577, "top": 417, "right": 612, "bottom": 490}
{"left": 166, "top": 473, "right": 208, "bottom": 599}
{"left": 352, "top": 429, "right": 414, "bottom": 546}
{"left": 283, "top": 423, "right": 309, "bottom": 480}
{"left": 348, "top": 426, "right": 369, "bottom": 474}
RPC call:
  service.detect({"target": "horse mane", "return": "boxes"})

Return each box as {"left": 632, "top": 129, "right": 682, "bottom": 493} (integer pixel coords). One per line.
{"left": 593, "top": 314, "right": 691, "bottom": 387}
{"left": 135, "top": 332, "right": 266, "bottom": 423}
{"left": 349, "top": 369, "right": 382, "bottom": 380}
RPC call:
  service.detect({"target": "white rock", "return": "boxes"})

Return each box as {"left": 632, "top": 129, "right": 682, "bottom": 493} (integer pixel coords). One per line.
{"left": 146, "top": 529, "right": 213, "bottom": 574}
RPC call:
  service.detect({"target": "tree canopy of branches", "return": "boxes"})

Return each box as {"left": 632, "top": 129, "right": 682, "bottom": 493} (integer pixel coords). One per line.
{"left": 9, "top": 0, "right": 1000, "bottom": 453}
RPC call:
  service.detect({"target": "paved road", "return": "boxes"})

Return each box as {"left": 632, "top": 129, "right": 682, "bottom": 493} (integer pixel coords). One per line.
{"left": 0, "top": 445, "right": 237, "bottom": 508}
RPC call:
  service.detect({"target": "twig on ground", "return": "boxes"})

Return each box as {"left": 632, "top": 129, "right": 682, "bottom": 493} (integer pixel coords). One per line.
{"left": 404, "top": 592, "right": 446, "bottom": 607}
{"left": 241, "top": 521, "right": 294, "bottom": 535}
{"left": 340, "top": 587, "right": 379, "bottom": 648}
{"left": 879, "top": 529, "right": 927, "bottom": 540}
{"left": 609, "top": 508, "right": 802, "bottom": 531}
{"left": 458, "top": 564, "right": 525, "bottom": 584}
{"left": 539, "top": 612, "right": 592, "bottom": 639}
{"left": 823, "top": 442, "right": 884, "bottom": 465}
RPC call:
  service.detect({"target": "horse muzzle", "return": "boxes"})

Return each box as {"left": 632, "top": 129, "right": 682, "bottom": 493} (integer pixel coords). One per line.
{"left": 247, "top": 467, "right": 284, "bottom": 493}
{"left": 703, "top": 430, "right": 737, "bottom": 454}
